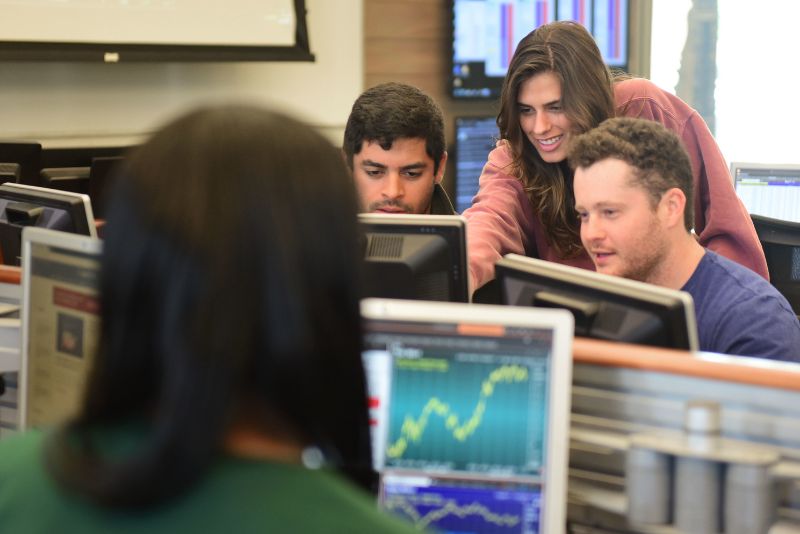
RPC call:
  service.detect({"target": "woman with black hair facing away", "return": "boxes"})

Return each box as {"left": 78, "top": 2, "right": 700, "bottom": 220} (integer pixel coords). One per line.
{"left": 464, "top": 21, "right": 766, "bottom": 291}
{"left": 0, "top": 106, "right": 417, "bottom": 533}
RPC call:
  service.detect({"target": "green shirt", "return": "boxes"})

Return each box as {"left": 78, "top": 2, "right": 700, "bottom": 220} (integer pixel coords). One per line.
{"left": 0, "top": 430, "right": 419, "bottom": 533}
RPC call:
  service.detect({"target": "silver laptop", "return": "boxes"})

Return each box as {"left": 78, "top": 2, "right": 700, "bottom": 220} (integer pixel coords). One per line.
{"left": 19, "top": 227, "right": 102, "bottom": 430}
{"left": 361, "top": 298, "right": 574, "bottom": 533}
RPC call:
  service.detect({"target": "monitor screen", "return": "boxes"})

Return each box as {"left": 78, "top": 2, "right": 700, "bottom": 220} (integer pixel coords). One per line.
{"left": 451, "top": 0, "right": 629, "bottom": 99}
{"left": 454, "top": 116, "right": 499, "bottom": 213}
{"left": 361, "top": 298, "right": 574, "bottom": 533}
{"left": 19, "top": 227, "right": 102, "bottom": 430}
{"left": 359, "top": 214, "right": 469, "bottom": 303}
{"left": 731, "top": 162, "right": 800, "bottom": 223}
{"left": 0, "top": 142, "right": 42, "bottom": 186}
{"left": 0, "top": 183, "right": 97, "bottom": 266}
{"left": 496, "top": 253, "right": 699, "bottom": 350}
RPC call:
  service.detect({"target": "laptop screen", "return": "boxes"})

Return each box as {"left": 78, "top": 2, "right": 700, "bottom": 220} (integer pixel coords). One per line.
{"left": 19, "top": 227, "right": 102, "bottom": 430}
{"left": 361, "top": 298, "right": 573, "bottom": 533}
{"left": 731, "top": 162, "right": 800, "bottom": 223}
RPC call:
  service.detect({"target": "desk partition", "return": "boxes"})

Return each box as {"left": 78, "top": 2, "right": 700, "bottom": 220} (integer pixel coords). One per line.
{"left": 569, "top": 337, "right": 800, "bottom": 533}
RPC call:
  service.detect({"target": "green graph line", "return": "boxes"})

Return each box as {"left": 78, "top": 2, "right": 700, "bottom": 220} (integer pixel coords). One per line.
{"left": 385, "top": 495, "right": 521, "bottom": 530}
{"left": 386, "top": 364, "right": 529, "bottom": 458}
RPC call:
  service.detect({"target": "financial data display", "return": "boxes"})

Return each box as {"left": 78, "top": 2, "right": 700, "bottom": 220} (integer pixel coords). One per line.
{"left": 733, "top": 165, "right": 800, "bottom": 223}
{"left": 382, "top": 475, "right": 540, "bottom": 534}
{"left": 363, "top": 317, "right": 556, "bottom": 533}
{"left": 385, "top": 353, "right": 546, "bottom": 474}
{"left": 455, "top": 116, "right": 499, "bottom": 213}
{"left": 364, "top": 322, "right": 552, "bottom": 477}
{"left": 452, "top": 0, "right": 629, "bottom": 98}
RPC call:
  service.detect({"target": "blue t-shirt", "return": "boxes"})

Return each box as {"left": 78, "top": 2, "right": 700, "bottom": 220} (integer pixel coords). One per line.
{"left": 682, "top": 250, "right": 800, "bottom": 361}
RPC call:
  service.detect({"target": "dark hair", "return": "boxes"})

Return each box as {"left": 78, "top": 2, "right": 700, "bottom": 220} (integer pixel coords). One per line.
{"left": 45, "top": 105, "right": 372, "bottom": 508}
{"left": 568, "top": 117, "right": 695, "bottom": 231}
{"left": 498, "top": 21, "right": 616, "bottom": 257}
{"left": 343, "top": 82, "right": 446, "bottom": 174}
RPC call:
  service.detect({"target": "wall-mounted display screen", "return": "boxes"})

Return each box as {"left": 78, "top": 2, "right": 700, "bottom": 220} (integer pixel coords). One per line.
{"left": 452, "top": 0, "right": 628, "bottom": 99}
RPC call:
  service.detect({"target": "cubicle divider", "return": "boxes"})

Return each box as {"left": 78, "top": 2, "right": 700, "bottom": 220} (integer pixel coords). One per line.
{"left": 569, "top": 338, "right": 800, "bottom": 533}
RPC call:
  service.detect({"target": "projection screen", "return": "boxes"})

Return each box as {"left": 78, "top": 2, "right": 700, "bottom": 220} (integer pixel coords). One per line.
{"left": 0, "top": 0, "right": 313, "bottom": 62}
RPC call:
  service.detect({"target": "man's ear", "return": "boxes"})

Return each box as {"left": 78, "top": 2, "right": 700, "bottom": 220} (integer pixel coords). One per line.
{"left": 435, "top": 151, "right": 448, "bottom": 184}
{"left": 660, "top": 187, "right": 686, "bottom": 228}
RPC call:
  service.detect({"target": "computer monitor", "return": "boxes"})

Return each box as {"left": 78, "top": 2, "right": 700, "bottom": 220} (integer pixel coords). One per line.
{"left": 0, "top": 183, "right": 97, "bottom": 266}
{"left": 451, "top": 0, "right": 629, "bottom": 99}
{"left": 40, "top": 167, "right": 91, "bottom": 194}
{"left": 751, "top": 214, "right": 800, "bottom": 316}
{"left": 360, "top": 214, "right": 469, "bottom": 303}
{"left": 454, "top": 116, "right": 498, "bottom": 213}
{"left": 731, "top": 162, "right": 800, "bottom": 223}
{"left": 88, "top": 156, "right": 124, "bottom": 219}
{"left": 0, "top": 142, "right": 42, "bottom": 186}
{"left": 361, "top": 297, "right": 574, "bottom": 534}
{"left": 496, "top": 253, "right": 699, "bottom": 351}
{"left": 19, "top": 227, "right": 102, "bottom": 430}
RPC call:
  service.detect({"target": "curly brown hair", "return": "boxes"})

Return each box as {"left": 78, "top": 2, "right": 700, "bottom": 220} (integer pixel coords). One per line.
{"left": 567, "top": 117, "right": 695, "bottom": 231}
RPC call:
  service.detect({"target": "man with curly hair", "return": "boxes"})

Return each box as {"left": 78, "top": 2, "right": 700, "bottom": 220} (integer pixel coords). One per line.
{"left": 569, "top": 117, "right": 800, "bottom": 361}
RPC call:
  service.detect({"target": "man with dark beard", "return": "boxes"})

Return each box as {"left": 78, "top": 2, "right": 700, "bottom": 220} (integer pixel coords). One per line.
{"left": 344, "top": 82, "right": 455, "bottom": 215}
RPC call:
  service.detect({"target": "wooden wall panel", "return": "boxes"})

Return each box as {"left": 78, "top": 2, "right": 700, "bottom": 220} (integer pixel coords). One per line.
{"left": 363, "top": 0, "right": 495, "bottom": 200}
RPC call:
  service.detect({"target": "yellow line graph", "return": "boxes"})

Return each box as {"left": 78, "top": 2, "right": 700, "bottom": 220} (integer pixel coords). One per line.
{"left": 386, "top": 364, "right": 529, "bottom": 458}
{"left": 386, "top": 495, "right": 521, "bottom": 530}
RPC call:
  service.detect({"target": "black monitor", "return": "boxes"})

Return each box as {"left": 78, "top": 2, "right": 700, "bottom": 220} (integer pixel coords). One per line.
{"left": 496, "top": 254, "right": 699, "bottom": 350}
{"left": 88, "top": 156, "right": 124, "bottom": 219}
{"left": 454, "top": 116, "right": 498, "bottom": 213}
{"left": 360, "top": 214, "right": 469, "bottom": 303}
{"left": 0, "top": 183, "right": 97, "bottom": 266}
{"left": 451, "top": 0, "right": 629, "bottom": 99}
{"left": 40, "top": 167, "right": 91, "bottom": 194}
{"left": 0, "top": 142, "right": 42, "bottom": 186}
{"left": 751, "top": 214, "right": 800, "bottom": 316}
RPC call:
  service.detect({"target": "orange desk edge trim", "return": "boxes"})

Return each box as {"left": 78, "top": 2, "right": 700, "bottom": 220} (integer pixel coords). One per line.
{"left": 573, "top": 337, "right": 800, "bottom": 392}
{"left": 0, "top": 265, "right": 21, "bottom": 285}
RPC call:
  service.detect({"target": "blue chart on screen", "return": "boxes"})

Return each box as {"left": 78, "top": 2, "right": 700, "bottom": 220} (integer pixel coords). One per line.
{"left": 385, "top": 355, "right": 548, "bottom": 474}
{"left": 383, "top": 480, "right": 540, "bottom": 534}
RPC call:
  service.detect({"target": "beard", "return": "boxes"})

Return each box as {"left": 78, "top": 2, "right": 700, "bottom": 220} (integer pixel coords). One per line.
{"left": 617, "top": 217, "right": 669, "bottom": 284}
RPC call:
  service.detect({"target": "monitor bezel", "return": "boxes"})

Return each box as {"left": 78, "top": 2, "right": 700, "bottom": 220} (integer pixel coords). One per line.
{"left": 496, "top": 253, "right": 699, "bottom": 351}
{"left": 19, "top": 226, "right": 103, "bottom": 431}
{"left": 730, "top": 162, "right": 800, "bottom": 223}
{"left": 0, "top": 182, "right": 97, "bottom": 238}
{"left": 361, "top": 297, "right": 574, "bottom": 534}
{"left": 0, "top": 142, "right": 42, "bottom": 186}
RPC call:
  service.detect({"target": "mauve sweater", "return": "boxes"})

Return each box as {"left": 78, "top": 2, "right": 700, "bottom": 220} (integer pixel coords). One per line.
{"left": 463, "top": 77, "right": 767, "bottom": 289}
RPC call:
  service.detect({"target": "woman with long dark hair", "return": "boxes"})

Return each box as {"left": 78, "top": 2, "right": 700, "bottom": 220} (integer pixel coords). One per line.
{"left": 0, "top": 105, "right": 416, "bottom": 533}
{"left": 464, "top": 21, "right": 766, "bottom": 290}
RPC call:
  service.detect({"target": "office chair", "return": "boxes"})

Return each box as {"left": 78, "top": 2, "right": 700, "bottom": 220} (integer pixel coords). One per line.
{"left": 751, "top": 214, "right": 800, "bottom": 317}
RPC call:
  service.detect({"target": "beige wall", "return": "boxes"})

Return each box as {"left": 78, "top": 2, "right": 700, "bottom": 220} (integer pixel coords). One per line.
{"left": 0, "top": 0, "right": 363, "bottom": 147}
{"left": 364, "top": 0, "right": 652, "bottom": 197}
